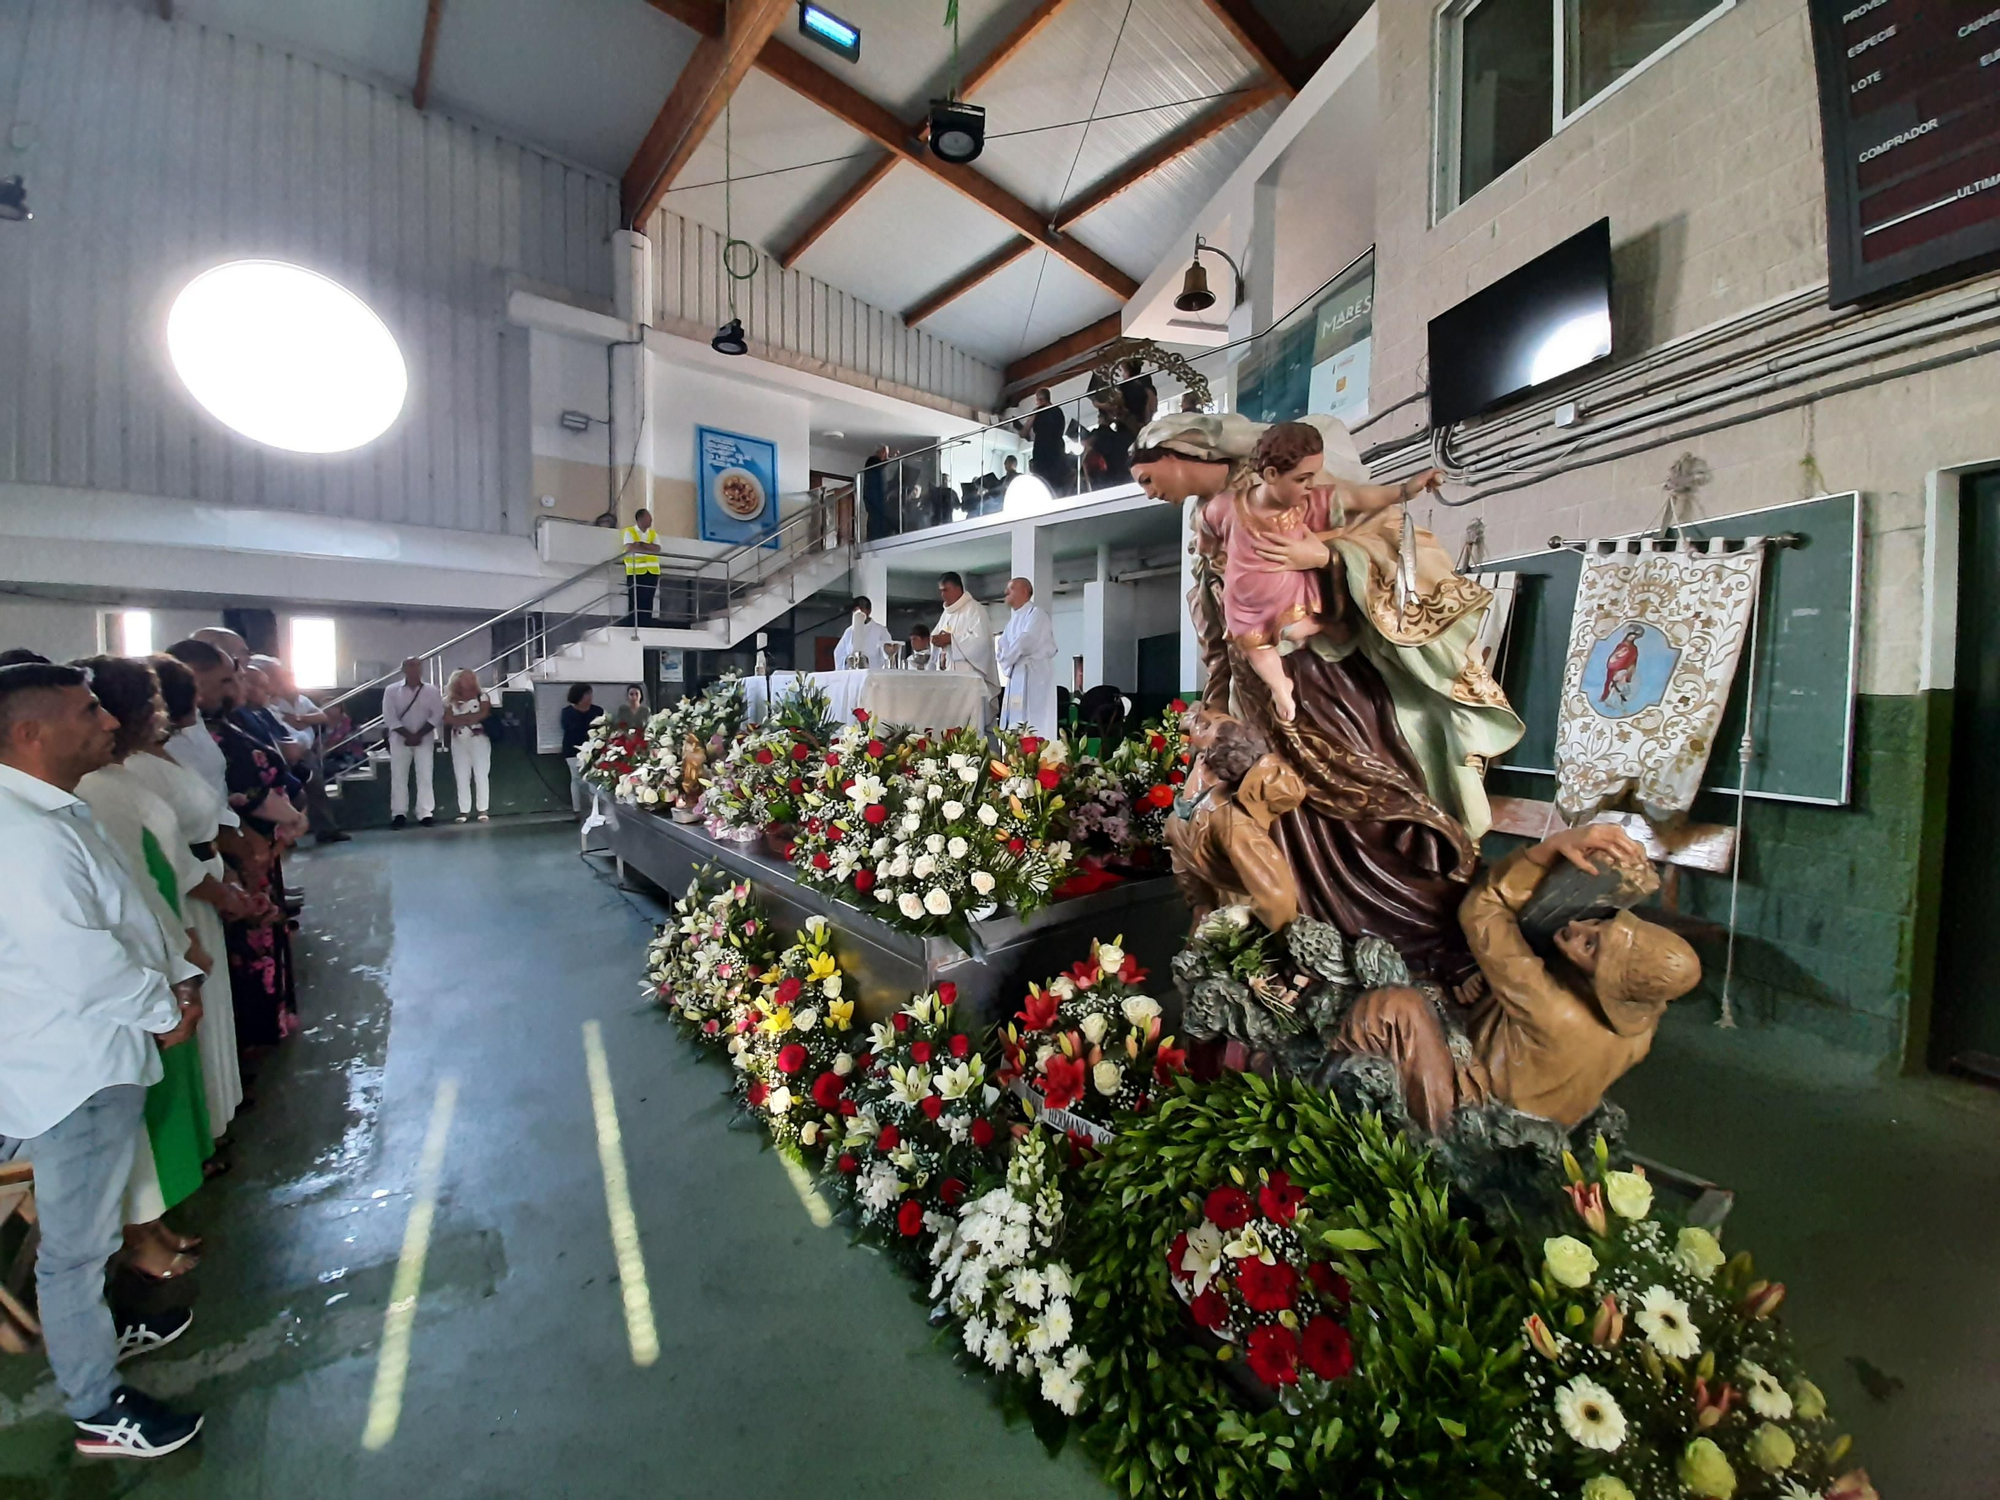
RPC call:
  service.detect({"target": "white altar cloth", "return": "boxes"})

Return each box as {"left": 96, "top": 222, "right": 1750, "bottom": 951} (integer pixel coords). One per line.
{"left": 742, "top": 669, "right": 991, "bottom": 732}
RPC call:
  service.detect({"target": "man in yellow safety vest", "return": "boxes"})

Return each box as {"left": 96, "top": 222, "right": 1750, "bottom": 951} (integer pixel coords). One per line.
{"left": 621, "top": 508, "right": 661, "bottom": 626}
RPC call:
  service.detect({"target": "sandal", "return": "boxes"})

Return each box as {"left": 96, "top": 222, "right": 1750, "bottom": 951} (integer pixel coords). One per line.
{"left": 123, "top": 1249, "right": 200, "bottom": 1282}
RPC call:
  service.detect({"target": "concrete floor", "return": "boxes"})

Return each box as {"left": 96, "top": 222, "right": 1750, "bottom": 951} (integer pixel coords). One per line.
{"left": 0, "top": 819, "right": 1990, "bottom": 1497}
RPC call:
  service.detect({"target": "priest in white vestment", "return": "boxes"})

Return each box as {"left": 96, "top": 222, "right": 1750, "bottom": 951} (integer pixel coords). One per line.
{"left": 932, "top": 571, "right": 999, "bottom": 723}
{"left": 833, "top": 596, "right": 894, "bottom": 669}
{"left": 996, "top": 577, "right": 1059, "bottom": 735}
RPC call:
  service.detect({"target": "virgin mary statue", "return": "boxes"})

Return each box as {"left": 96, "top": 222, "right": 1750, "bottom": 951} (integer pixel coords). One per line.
{"left": 1132, "top": 413, "right": 1523, "bottom": 992}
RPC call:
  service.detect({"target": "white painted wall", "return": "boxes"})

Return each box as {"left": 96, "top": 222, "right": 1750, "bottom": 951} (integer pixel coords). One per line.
{"left": 644, "top": 336, "right": 813, "bottom": 540}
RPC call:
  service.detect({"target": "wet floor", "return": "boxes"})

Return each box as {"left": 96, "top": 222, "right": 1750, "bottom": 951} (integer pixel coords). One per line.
{"left": 1, "top": 818, "right": 1992, "bottom": 1497}
{"left": 0, "top": 817, "right": 1110, "bottom": 1499}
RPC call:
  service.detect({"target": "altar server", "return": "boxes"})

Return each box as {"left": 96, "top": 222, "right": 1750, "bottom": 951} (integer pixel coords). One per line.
{"left": 997, "top": 577, "right": 1059, "bottom": 735}
{"left": 834, "top": 597, "right": 894, "bottom": 670}
{"left": 931, "top": 573, "right": 999, "bottom": 704}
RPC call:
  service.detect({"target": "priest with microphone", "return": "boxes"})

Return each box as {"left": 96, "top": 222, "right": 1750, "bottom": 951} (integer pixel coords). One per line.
{"left": 931, "top": 571, "right": 999, "bottom": 725}
{"left": 996, "top": 577, "right": 1059, "bottom": 735}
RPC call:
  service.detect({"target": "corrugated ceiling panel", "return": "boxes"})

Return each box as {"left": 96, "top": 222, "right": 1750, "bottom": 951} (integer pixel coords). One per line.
{"left": 0, "top": 0, "right": 618, "bottom": 535}
{"left": 795, "top": 164, "right": 1020, "bottom": 318}
{"left": 917, "top": 250, "right": 1120, "bottom": 367}
{"left": 771, "top": 0, "right": 1036, "bottom": 123}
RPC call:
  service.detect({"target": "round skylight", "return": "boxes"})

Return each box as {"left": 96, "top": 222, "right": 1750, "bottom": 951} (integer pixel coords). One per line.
{"left": 167, "top": 260, "right": 407, "bottom": 453}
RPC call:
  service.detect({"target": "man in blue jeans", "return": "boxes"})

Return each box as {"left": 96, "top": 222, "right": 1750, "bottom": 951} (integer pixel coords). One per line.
{"left": 0, "top": 662, "right": 206, "bottom": 1458}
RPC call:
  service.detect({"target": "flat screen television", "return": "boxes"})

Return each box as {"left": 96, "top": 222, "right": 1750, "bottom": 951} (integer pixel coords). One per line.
{"left": 1427, "top": 218, "right": 1613, "bottom": 429}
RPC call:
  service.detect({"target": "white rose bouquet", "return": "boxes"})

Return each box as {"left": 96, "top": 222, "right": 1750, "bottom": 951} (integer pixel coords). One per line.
{"left": 643, "top": 871, "right": 780, "bottom": 1041}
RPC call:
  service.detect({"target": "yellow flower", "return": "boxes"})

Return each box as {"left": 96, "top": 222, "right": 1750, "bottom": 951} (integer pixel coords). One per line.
{"left": 806, "top": 952, "right": 838, "bottom": 983}
{"left": 1605, "top": 1168, "right": 1652, "bottom": 1220}
{"left": 1792, "top": 1377, "right": 1827, "bottom": 1421}
{"left": 1679, "top": 1437, "right": 1737, "bottom": 1499}
{"left": 1674, "top": 1226, "right": 1726, "bottom": 1281}
{"left": 758, "top": 1005, "right": 794, "bottom": 1035}
{"left": 1747, "top": 1423, "right": 1796, "bottom": 1473}
{"left": 1544, "top": 1235, "right": 1599, "bottom": 1289}
{"left": 1582, "top": 1476, "right": 1636, "bottom": 1500}
{"left": 827, "top": 998, "right": 855, "bottom": 1030}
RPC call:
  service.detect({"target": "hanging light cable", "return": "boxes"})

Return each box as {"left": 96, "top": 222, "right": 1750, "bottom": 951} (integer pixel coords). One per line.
{"left": 713, "top": 97, "right": 758, "bottom": 356}
{"left": 929, "top": 0, "right": 985, "bottom": 165}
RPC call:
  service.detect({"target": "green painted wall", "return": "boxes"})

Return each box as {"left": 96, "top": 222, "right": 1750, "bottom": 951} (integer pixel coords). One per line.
{"left": 1485, "top": 693, "right": 1944, "bottom": 1071}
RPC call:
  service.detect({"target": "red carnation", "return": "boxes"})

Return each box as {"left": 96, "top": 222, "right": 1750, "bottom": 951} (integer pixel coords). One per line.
{"left": 939, "top": 1178, "right": 966, "bottom": 1205}
{"left": 949, "top": 1033, "right": 971, "bottom": 1059}
{"left": 826, "top": 752, "right": 840, "bottom": 766}
{"left": 788, "top": 777, "right": 805, "bottom": 795}
{"left": 1006, "top": 837, "right": 1027, "bottom": 855}
{"left": 919, "top": 1095, "right": 944, "bottom": 1121}
{"left": 1237, "top": 1256, "right": 1297, "bottom": 1313}
{"left": 1154, "top": 1045, "right": 1188, "bottom": 1083}
{"left": 854, "top": 708, "right": 870, "bottom": 723}
{"left": 840, "top": 778, "right": 854, "bottom": 792}
{"left": 866, "top": 738, "right": 886, "bottom": 758}
{"left": 1146, "top": 784, "right": 1174, "bottom": 809}
{"left": 1300, "top": 1317, "right": 1355, "bottom": 1381}
{"left": 970, "top": 1117, "right": 995, "bottom": 1148}
{"left": 1019, "top": 990, "right": 1059, "bottom": 1031}
{"left": 1169, "top": 698, "right": 1188, "bottom": 713}
{"left": 1020, "top": 736, "right": 1042, "bottom": 757}
{"left": 811, "top": 1071, "right": 845, "bottom": 1109}
{"left": 1149, "top": 732, "right": 1167, "bottom": 751}
{"left": 863, "top": 803, "right": 888, "bottom": 825}
{"left": 1246, "top": 1324, "right": 1300, "bottom": 1387}
{"left": 892, "top": 1012, "right": 911, "bottom": 1032}
{"left": 854, "top": 868, "right": 876, "bottom": 892}
{"left": 782, "top": 842, "right": 796, "bottom": 860}
{"left": 1189, "top": 1287, "right": 1230, "bottom": 1331}
{"left": 790, "top": 742, "right": 811, "bottom": 762}
{"left": 1306, "top": 1263, "right": 1352, "bottom": 1305}
{"left": 897, "top": 1198, "right": 925, "bottom": 1237}
{"left": 936, "top": 981, "right": 957, "bottom": 1006}
{"left": 811, "top": 851, "right": 831, "bottom": 871}
{"left": 776, "top": 1044, "right": 809, "bottom": 1076}
{"left": 838, "top": 1097, "right": 858, "bottom": 1116}
{"left": 837, "top": 1152, "right": 858, "bottom": 1174}
{"left": 1167, "top": 770, "right": 1185, "bottom": 785}
{"left": 746, "top": 1080, "right": 769, "bottom": 1108}
{"left": 1259, "top": 1170, "right": 1306, "bottom": 1225}
{"left": 875, "top": 1124, "right": 900, "bottom": 1150}
{"left": 754, "top": 748, "right": 775, "bottom": 765}
{"left": 1204, "top": 1185, "right": 1254, "bottom": 1230}
{"left": 776, "top": 976, "right": 803, "bottom": 1006}
{"left": 909, "top": 1041, "right": 933, "bottom": 1064}
{"left": 1169, "top": 1231, "right": 1191, "bottom": 1277}
{"left": 1036, "top": 767, "right": 1061, "bottom": 790}
{"left": 1041, "top": 1053, "right": 1087, "bottom": 1110}
{"left": 702, "top": 1018, "right": 720, "bottom": 1035}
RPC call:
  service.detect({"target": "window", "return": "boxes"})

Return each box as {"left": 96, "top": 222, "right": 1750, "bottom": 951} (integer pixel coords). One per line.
{"left": 1438, "top": 0, "right": 1731, "bottom": 214}
{"left": 105, "top": 609, "right": 153, "bottom": 656}
{"left": 289, "top": 616, "right": 338, "bottom": 689}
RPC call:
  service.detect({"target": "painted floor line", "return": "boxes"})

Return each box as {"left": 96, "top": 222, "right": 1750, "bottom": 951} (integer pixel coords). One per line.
{"left": 582, "top": 1019, "right": 660, "bottom": 1367}
{"left": 780, "top": 1151, "right": 835, "bottom": 1228}
{"left": 360, "top": 1076, "right": 458, "bottom": 1452}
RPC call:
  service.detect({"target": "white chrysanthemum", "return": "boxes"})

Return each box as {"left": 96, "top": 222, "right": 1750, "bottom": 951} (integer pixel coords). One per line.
{"left": 924, "top": 887, "right": 952, "bottom": 915}
{"left": 1008, "top": 1266, "right": 1046, "bottom": 1309}
{"left": 1554, "top": 1376, "right": 1626, "bottom": 1451}
{"left": 858, "top": 1161, "right": 900, "bottom": 1211}
{"left": 1043, "top": 1263, "right": 1073, "bottom": 1300}
{"left": 942, "top": 799, "right": 965, "bottom": 822}
{"left": 898, "top": 892, "right": 925, "bottom": 919}
{"left": 977, "top": 803, "right": 1000, "bottom": 826}
{"left": 1739, "top": 1360, "right": 1794, "bottom": 1420}
{"left": 1635, "top": 1285, "right": 1701, "bottom": 1359}
{"left": 981, "top": 1325, "right": 1011, "bottom": 1370}
{"left": 961, "top": 1316, "right": 988, "bottom": 1357}
{"left": 1042, "top": 1298, "right": 1072, "bottom": 1346}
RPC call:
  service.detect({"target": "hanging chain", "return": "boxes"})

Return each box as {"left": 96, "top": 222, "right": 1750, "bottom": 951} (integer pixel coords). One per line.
{"left": 720, "top": 99, "right": 760, "bottom": 316}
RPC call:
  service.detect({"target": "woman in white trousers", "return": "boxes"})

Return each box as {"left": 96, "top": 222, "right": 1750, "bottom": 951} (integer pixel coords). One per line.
{"left": 445, "top": 669, "right": 493, "bottom": 822}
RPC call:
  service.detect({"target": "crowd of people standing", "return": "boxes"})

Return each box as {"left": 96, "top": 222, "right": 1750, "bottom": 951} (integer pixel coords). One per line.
{"left": 0, "top": 625, "right": 341, "bottom": 1457}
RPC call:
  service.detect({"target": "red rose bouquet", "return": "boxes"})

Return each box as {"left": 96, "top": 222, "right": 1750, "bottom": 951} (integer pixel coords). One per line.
{"left": 1167, "top": 1166, "right": 1357, "bottom": 1406}
{"left": 576, "top": 717, "right": 648, "bottom": 793}
{"left": 999, "top": 937, "right": 1187, "bottom": 1131}
{"left": 982, "top": 728, "right": 1077, "bottom": 916}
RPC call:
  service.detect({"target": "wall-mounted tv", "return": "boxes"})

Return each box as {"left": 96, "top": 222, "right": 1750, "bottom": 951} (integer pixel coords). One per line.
{"left": 1426, "top": 218, "right": 1614, "bottom": 429}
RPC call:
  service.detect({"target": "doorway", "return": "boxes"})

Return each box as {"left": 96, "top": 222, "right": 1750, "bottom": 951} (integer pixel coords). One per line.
{"left": 1932, "top": 470, "right": 2000, "bottom": 1077}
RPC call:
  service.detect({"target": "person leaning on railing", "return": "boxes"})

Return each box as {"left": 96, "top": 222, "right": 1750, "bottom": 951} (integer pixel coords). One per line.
{"left": 620, "top": 509, "right": 662, "bottom": 626}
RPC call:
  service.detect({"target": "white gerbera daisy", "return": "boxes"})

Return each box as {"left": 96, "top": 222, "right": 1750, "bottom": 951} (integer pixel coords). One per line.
{"left": 1635, "top": 1285, "right": 1701, "bottom": 1359}
{"left": 1554, "top": 1375, "right": 1627, "bottom": 1451}
{"left": 1739, "top": 1360, "right": 1794, "bottom": 1419}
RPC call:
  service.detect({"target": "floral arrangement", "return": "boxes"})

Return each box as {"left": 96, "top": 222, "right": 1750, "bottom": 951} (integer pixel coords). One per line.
{"left": 648, "top": 671, "right": 746, "bottom": 753}
{"left": 979, "top": 729, "right": 1078, "bottom": 916}
{"left": 829, "top": 983, "right": 1007, "bottom": 1261}
{"left": 1165, "top": 1167, "right": 1357, "bottom": 1403}
{"left": 998, "top": 937, "right": 1186, "bottom": 1131}
{"left": 1058, "top": 751, "right": 1133, "bottom": 854}
{"left": 575, "top": 716, "right": 649, "bottom": 793}
{"left": 1100, "top": 701, "right": 1190, "bottom": 850}
{"left": 701, "top": 677, "right": 835, "bottom": 840}
{"left": 1514, "top": 1140, "right": 1872, "bottom": 1500}
{"left": 725, "top": 916, "right": 861, "bottom": 1157}
{"left": 644, "top": 871, "right": 780, "bottom": 1038}
{"left": 927, "top": 1127, "right": 1092, "bottom": 1416}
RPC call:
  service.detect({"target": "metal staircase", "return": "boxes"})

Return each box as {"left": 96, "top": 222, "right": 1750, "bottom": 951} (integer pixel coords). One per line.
{"left": 319, "top": 486, "right": 854, "bottom": 768}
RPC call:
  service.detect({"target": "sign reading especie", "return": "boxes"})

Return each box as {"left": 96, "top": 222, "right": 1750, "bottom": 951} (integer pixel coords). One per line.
{"left": 696, "top": 425, "right": 779, "bottom": 547}
{"left": 1809, "top": 0, "right": 2000, "bottom": 304}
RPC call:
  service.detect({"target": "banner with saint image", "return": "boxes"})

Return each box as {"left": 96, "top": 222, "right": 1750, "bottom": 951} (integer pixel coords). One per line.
{"left": 1554, "top": 540, "right": 1765, "bottom": 824}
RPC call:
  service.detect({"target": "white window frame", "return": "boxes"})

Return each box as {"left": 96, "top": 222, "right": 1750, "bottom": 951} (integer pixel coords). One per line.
{"left": 1432, "top": 0, "right": 1736, "bottom": 222}
{"left": 99, "top": 608, "right": 154, "bottom": 656}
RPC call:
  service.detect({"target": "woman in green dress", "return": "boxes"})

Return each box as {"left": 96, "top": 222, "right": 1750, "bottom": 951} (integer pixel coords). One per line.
{"left": 74, "top": 656, "right": 211, "bottom": 1277}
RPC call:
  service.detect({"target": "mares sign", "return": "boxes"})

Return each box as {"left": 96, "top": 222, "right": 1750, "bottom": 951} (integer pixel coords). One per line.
{"left": 1808, "top": 0, "right": 2000, "bottom": 304}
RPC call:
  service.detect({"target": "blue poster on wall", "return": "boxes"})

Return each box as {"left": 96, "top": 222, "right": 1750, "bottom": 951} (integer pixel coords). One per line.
{"left": 696, "top": 426, "right": 779, "bottom": 547}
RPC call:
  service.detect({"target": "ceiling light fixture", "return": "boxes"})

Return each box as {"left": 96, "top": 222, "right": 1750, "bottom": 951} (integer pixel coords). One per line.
{"left": 798, "top": 3, "right": 861, "bottom": 63}
{"left": 711, "top": 317, "right": 748, "bottom": 357}
{"left": 1174, "top": 234, "right": 1244, "bottom": 314}
{"left": 0, "top": 176, "right": 29, "bottom": 222}
{"left": 928, "top": 2, "right": 985, "bottom": 165}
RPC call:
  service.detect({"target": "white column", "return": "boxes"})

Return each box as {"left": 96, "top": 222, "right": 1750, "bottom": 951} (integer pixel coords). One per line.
{"left": 851, "top": 555, "right": 889, "bottom": 633}
{"left": 1179, "top": 496, "right": 1205, "bottom": 695}
{"left": 1083, "top": 579, "right": 1138, "bottom": 691}
{"left": 1011, "top": 519, "right": 1055, "bottom": 605}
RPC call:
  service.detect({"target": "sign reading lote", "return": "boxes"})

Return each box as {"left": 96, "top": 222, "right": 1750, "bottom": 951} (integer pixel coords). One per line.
{"left": 1809, "top": 0, "right": 2000, "bottom": 304}
{"left": 696, "top": 425, "right": 780, "bottom": 548}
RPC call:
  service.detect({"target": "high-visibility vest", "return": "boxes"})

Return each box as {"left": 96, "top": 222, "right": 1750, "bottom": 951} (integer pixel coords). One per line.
{"left": 621, "top": 525, "right": 660, "bottom": 575}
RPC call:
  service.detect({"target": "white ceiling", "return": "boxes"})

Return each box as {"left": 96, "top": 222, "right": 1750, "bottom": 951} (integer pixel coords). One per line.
{"left": 158, "top": 0, "right": 1353, "bottom": 372}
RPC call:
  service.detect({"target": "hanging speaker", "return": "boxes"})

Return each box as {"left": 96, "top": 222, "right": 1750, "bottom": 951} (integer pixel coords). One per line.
{"left": 928, "top": 100, "right": 986, "bottom": 165}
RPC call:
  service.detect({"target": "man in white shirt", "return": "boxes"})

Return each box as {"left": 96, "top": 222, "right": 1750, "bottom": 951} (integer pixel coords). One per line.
{"left": 255, "top": 656, "right": 349, "bottom": 845}
{"left": 833, "top": 596, "right": 894, "bottom": 670}
{"left": 0, "top": 663, "right": 206, "bottom": 1458}
{"left": 931, "top": 572, "right": 999, "bottom": 723}
{"left": 381, "top": 657, "right": 445, "bottom": 829}
{"left": 996, "top": 577, "right": 1060, "bottom": 736}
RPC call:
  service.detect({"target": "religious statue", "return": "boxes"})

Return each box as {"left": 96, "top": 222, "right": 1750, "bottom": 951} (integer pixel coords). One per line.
{"left": 673, "top": 731, "right": 707, "bottom": 822}
{"left": 1163, "top": 708, "right": 1306, "bottom": 935}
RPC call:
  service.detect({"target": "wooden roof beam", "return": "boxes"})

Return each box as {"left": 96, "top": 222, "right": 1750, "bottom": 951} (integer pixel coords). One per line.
{"left": 623, "top": 0, "right": 792, "bottom": 229}
{"left": 1052, "top": 81, "right": 1283, "bottom": 232}
{"left": 903, "top": 239, "right": 1033, "bottom": 327}
{"left": 1197, "top": 0, "right": 1309, "bottom": 93}
{"left": 412, "top": 0, "right": 446, "bottom": 112}
{"left": 1004, "top": 312, "right": 1124, "bottom": 389}
{"left": 777, "top": 0, "right": 1077, "bottom": 269}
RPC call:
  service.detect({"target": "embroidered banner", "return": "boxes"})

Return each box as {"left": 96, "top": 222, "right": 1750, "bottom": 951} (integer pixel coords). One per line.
{"left": 1554, "top": 540, "right": 1764, "bottom": 823}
